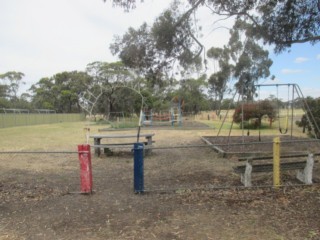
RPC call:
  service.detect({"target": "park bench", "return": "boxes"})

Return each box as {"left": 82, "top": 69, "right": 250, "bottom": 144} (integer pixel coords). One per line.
{"left": 90, "top": 133, "right": 155, "bottom": 157}
{"left": 234, "top": 153, "right": 318, "bottom": 187}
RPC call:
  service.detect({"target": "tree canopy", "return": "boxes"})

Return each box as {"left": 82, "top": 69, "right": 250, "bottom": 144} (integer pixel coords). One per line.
{"left": 105, "top": 0, "right": 320, "bottom": 53}
{"left": 0, "top": 71, "right": 26, "bottom": 108}
{"left": 2, "top": 0, "right": 319, "bottom": 116}
{"left": 233, "top": 100, "right": 276, "bottom": 128}
{"left": 110, "top": 1, "right": 202, "bottom": 87}
{"left": 109, "top": 0, "right": 309, "bottom": 99}
{"left": 296, "top": 97, "right": 320, "bottom": 138}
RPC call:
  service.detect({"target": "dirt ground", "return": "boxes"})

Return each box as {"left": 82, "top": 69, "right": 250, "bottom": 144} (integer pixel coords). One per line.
{"left": 1, "top": 128, "right": 320, "bottom": 240}
{"left": 202, "top": 135, "right": 320, "bottom": 158}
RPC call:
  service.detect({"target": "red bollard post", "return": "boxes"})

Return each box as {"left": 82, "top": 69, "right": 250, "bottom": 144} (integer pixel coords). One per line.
{"left": 78, "top": 144, "right": 93, "bottom": 194}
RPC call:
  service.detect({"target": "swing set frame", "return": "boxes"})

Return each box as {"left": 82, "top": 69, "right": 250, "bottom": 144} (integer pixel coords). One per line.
{"left": 217, "top": 83, "right": 320, "bottom": 144}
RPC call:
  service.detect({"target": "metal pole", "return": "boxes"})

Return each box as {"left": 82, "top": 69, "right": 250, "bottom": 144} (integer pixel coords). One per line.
{"left": 137, "top": 109, "right": 143, "bottom": 142}
{"left": 77, "top": 144, "right": 93, "bottom": 194}
{"left": 241, "top": 85, "right": 244, "bottom": 143}
{"left": 217, "top": 89, "right": 238, "bottom": 137}
{"left": 273, "top": 137, "right": 281, "bottom": 188}
{"left": 133, "top": 143, "right": 144, "bottom": 193}
{"left": 290, "top": 85, "right": 295, "bottom": 138}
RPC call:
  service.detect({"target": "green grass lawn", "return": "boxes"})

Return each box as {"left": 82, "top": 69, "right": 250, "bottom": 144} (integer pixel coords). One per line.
{"left": 0, "top": 109, "right": 308, "bottom": 151}
{"left": 0, "top": 121, "right": 101, "bottom": 151}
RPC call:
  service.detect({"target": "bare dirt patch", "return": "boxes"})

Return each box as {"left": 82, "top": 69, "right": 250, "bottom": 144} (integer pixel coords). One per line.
{"left": 1, "top": 127, "right": 320, "bottom": 240}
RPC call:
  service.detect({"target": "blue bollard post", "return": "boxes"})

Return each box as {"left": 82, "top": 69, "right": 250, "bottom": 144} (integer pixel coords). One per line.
{"left": 133, "top": 142, "right": 144, "bottom": 193}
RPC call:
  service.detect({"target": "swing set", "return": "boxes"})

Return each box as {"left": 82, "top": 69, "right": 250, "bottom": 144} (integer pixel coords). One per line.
{"left": 276, "top": 84, "right": 291, "bottom": 134}
{"left": 217, "top": 83, "right": 320, "bottom": 142}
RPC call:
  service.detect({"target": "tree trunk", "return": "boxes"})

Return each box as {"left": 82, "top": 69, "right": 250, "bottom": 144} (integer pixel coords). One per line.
{"left": 269, "top": 118, "right": 273, "bottom": 127}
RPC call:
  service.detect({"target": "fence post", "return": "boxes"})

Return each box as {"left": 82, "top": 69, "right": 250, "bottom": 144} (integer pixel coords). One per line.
{"left": 273, "top": 137, "right": 281, "bottom": 188}
{"left": 133, "top": 143, "right": 144, "bottom": 193}
{"left": 78, "top": 144, "right": 93, "bottom": 194}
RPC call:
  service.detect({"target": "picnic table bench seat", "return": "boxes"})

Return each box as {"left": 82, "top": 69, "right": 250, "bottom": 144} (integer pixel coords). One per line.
{"left": 90, "top": 133, "right": 155, "bottom": 157}
{"left": 91, "top": 140, "right": 155, "bottom": 149}
{"left": 234, "top": 153, "right": 317, "bottom": 187}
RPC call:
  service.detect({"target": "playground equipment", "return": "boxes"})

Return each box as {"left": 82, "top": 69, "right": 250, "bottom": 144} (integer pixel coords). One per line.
{"left": 141, "top": 109, "right": 171, "bottom": 126}
{"left": 107, "top": 111, "right": 125, "bottom": 122}
{"left": 141, "top": 96, "right": 184, "bottom": 127}
{"left": 276, "top": 84, "right": 290, "bottom": 134}
{"left": 208, "top": 83, "right": 320, "bottom": 159}
{"left": 217, "top": 83, "right": 320, "bottom": 141}
{"left": 170, "top": 96, "right": 183, "bottom": 126}
{"left": 259, "top": 84, "right": 320, "bottom": 137}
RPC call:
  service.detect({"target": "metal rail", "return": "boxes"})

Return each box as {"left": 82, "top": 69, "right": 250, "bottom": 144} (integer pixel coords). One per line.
{"left": 0, "top": 151, "right": 79, "bottom": 154}
{"left": 144, "top": 139, "right": 320, "bottom": 149}
{"left": 238, "top": 152, "right": 320, "bottom": 161}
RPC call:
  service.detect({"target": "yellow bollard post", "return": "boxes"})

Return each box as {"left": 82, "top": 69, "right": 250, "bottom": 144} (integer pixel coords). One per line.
{"left": 273, "top": 137, "right": 281, "bottom": 188}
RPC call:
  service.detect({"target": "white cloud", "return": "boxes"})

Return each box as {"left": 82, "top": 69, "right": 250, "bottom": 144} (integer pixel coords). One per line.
{"left": 294, "top": 57, "right": 309, "bottom": 63}
{"left": 317, "top": 54, "right": 320, "bottom": 60}
{"left": 281, "top": 69, "right": 303, "bottom": 74}
{"left": 302, "top": 87, "right": 320, "bottom": 98}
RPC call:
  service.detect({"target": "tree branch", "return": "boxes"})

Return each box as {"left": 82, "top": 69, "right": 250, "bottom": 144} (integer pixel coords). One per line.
{"left": 275, "top": 36, "right": 320, "bottom": 45}
{"left": 175, "top": 0, "right": 205, "bottom": 27}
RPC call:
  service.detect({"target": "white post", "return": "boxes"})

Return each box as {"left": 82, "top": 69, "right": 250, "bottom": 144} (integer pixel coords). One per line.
{"left": 241, "top": 159, "right": 252, "bottom": 187}
{"left": 297, "top": 153, "right": 314, "bottom": 184}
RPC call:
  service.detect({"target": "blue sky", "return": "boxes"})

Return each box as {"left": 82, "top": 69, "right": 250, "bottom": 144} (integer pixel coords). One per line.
{"left": 267, "top": 44, "right": 320, "bottom": 98}
{"left": 0, "top": 0, "right": 319, "bottom": 99}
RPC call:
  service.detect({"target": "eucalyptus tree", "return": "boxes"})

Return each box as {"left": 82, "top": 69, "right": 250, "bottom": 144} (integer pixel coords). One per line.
{"left": 105, "top": 0, "right": 320, "bottom": 53}
{"left": 229, "top": 20, "right": 273, "bottom": 99}
{"left": 0, "top": 71, "right": 25, "bottom": 105}
{"left": 110, "top": 1, "right": 203, "bottom": 88}
{"left": 206, "top": 20, "right": 272, "bottom": 111}
{"left": 53, "top": 71, "right": 92, "bottom": 113}
{"left": 207, "top": 46, "right": 232, "bottom": 114}
{"left": 173, "top": 75, "right": 209, "bottom": 113}
{"left": 80, "top": 61, "right": 146, "bottom": 117}
{"left": 106, "top": 0, "right": 319, "bottom": 102}
{"left": 30, "top": 71, "right": 92, "bottom": 113}
{"left": 296, "top": 97, "right": 320, "bottom": 138}
{"left": 29, "top": 77, "right": 57, "bottom": 110}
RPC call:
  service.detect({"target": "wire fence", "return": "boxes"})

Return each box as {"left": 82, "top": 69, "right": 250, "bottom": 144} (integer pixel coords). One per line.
{"left": 0, "top": 113, "right": 85, "bottom": 128}
{"left": 1, "top": 143, "right": 320, "bottom": 196}
{"left": 141, "top": 145, "right": 319, "bottom": 192}
{"left": 0, "top": 152, "right": 81, "bottom": 198}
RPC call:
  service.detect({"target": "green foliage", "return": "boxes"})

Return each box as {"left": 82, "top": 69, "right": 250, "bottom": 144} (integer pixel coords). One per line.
{"left": 296, "top": 97, "right": 320, "bottom": 138}
{"left": 206, "top": 19, "right": 273, "bottom": 106}
{"left": 106, "top": 0, "right": 320, "bottom": 53}
{"left": 220, "top": 98, "right": 236, "bottom": 110}
{"left": 253, "top": 0, "right": 320, "bottom": 53}
{"left": 29, "top": 71, "right": 92, "bottom": 113}
{"left": 82, "top": 61, "right": 144, "bottom": 117}
{"left": 110, "top": 1, "right": 203, "bottom": 87}
{"left": 229, "top": 20, "right": 273, "bottom": 99}
{"left": 175, "top": 76, "right": 209, "bottom": 113}
{"left": 0, "top": 71, "right": 25, "bottom": 107}
{"left": 233, "top": 100, "right": 276, "bottom": 128}
{"left": 110, "top": 121, "right": 139, "bottom": 129}
{"left": 207, "top": 46, "right": 232, "bottom": 113}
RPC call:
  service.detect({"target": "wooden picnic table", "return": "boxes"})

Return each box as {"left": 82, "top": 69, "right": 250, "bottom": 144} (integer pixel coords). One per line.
{"left": 90, "top": 133, "right": 155, "bottom": 156}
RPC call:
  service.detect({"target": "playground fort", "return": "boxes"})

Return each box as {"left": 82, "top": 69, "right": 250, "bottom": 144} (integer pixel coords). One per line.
{"left": 141, "top": 96, "right": 184, "bottom": 127}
